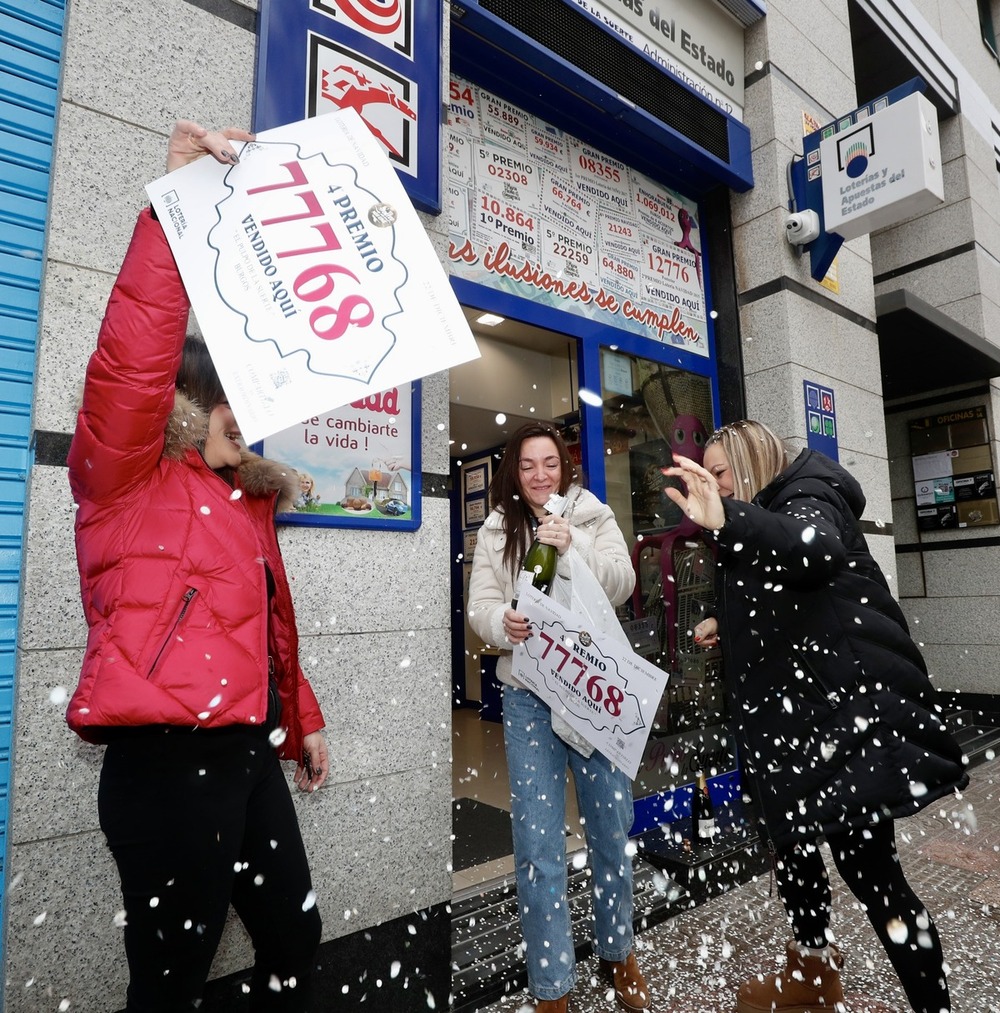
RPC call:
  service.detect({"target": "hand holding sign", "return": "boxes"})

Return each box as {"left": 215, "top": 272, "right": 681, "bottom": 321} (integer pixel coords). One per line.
{"left": 165, "top": 120, "right": 252, "bottom": 173}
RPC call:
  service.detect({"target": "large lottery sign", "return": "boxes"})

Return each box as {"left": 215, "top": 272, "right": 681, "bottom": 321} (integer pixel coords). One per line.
{"left": 146, "top": 109, "right": 479, "bottom": 445}
{"left": 446, "top": 76, "right": 710, "bottom": 352}
{"left": 513, "top": 585, "right": 669, "bottom": 778}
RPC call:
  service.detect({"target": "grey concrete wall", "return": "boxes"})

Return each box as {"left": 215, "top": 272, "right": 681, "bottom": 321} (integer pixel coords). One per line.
{"left": 733, "top": 0, "right": 899, "bottom": 573}
{"left": 8, "top": 0, "right": 453, "bottom": 1008}
{"left": 870, "top": 2, "right": 1000, "bottom": 697}
{"left": 909, "top": 0, "right": 1000, "bottom": 109}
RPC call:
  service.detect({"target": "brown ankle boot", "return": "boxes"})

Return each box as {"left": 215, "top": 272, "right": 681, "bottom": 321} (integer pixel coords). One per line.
{"left": 599, "top": 951, "right": 651, "bottom": 1011}
{"left": 534, "top": 996, "right": 569, "bottom": 1013}
{"left": 736, "top": 941, "right": 845, "bottom": 1013}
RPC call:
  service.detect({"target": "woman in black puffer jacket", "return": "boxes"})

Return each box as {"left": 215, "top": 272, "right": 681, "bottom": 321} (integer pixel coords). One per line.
{"left": 665, "top": 420, "right": 968, "bottom": 1013}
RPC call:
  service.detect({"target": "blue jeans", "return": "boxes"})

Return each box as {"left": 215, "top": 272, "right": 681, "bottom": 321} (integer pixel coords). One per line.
{"left": 502, "top": 685, "right": 635, "bottom": 1001}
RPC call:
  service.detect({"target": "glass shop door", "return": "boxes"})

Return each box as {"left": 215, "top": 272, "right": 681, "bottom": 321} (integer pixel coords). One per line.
{"left": 586, "top": 345, "right": 742, "bottom": 852}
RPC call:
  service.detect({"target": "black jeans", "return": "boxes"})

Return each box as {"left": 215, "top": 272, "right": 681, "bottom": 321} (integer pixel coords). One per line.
{"left": 99, "top": 725, "right": 321, "bottom": 1012}
{"left": 775, "top": 820, "right": 949, "bottom": 1013}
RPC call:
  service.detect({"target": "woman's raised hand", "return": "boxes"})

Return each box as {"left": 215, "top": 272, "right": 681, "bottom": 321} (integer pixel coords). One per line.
{"left": 662, "top": 453, "right": 726, "bottom": 531}
{"left": 166, "top": 119, "right": 255, "bottom": 173}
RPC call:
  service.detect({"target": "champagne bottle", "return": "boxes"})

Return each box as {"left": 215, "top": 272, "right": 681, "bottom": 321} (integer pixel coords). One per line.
{"left": 693, "top": 770, "right": 717, "bottom": 842}
{"left": 511, "top": 493, "right": 568, "bottom": 609}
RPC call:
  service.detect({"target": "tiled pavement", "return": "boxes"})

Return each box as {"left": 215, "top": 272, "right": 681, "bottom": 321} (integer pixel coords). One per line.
{"left": 474, "top": 755, "right": 1000, "bottom": 1012}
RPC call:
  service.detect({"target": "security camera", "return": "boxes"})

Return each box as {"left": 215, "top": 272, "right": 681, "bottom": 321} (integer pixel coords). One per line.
{"left": 785, "top": 209, "right": 821, "bottom": 245}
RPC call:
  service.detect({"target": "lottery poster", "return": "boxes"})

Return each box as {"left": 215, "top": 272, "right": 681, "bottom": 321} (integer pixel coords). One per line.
{"left": 261, "top": 382, "right": 420, "bottom": 530}
{"left": 445, "top": 75, "right": 710, "bottom": 353}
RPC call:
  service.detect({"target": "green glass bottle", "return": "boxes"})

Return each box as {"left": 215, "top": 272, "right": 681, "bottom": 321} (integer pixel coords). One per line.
{"left": 511, "top": 493, "right": 567, "bottom": 609}
{"left": 693, "top": 769, "right": 717, "bottom": 842}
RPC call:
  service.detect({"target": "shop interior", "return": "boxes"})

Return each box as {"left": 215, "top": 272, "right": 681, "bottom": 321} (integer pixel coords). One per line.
{"left": 448, "top": 305, "right": 738, "bottom": 901}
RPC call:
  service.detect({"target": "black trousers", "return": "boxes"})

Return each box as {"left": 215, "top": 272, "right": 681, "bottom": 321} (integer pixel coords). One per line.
{"left": 98, "top": 726, "right": 322, "bottom": 1012}
{"left": 775, "top": 820, "right": 949, "bottom": 1013}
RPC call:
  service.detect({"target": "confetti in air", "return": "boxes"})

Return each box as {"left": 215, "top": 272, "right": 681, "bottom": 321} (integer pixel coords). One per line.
{"left": 886, "top": 917, "right": 908, "bottom": 944}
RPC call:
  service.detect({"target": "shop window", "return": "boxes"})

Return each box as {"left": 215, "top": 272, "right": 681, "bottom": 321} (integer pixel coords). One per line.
{"left": 979, "top": 0, "right": 999, "bottom": 61}
{"left": 597, "top": 351, "right": 732, "bottom": 805}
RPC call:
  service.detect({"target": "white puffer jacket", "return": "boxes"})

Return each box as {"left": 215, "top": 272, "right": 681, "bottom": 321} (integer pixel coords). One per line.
{"left": 467, "top": 485, "right": 635, "bottom": 687}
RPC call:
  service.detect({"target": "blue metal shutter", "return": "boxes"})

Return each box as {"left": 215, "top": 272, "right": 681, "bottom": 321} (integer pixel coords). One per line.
{"left": 0, "top": 0, "right": 67, "bottom": 962}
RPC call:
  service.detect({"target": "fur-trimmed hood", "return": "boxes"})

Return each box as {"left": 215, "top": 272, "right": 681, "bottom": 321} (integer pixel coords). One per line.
{"left": 164, "top": 391, "right": 299, "bottom": 514}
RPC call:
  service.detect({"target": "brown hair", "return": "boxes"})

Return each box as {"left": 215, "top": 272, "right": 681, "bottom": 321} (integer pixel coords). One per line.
{"left": 706, "top": 419, "right": 788, "bottom": 502}
{"left": 490, "top": 422, "right": 578, "bottom": 576}
{"left": 175, "top": 335, "right": 226, "bottom": 416}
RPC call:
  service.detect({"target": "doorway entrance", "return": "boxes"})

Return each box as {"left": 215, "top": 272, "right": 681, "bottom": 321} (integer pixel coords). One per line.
{"left": 448, "top": 296, "right": 735, "bottom": 874}
{"left": 446, "top": 297, "right": 744, "bottom": 1009}
{"left": 449, "top": 306, "right": 585, "bottom": 895}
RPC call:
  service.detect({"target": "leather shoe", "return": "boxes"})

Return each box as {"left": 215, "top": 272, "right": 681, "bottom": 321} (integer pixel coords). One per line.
{"left": 534, "top": 996, "right": 569, "bottom": 1013}
{"left": 600, "top": 951, "right": 651, "bottom": 1011}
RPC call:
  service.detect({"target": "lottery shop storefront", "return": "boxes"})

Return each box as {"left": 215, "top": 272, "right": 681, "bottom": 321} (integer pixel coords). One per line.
{"left": 446, "top": 1, "right": 758, "bottom": 868}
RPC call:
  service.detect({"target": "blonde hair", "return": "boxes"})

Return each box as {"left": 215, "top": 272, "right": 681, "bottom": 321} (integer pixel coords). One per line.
{"left": 706, "top": 420, "right": 788, "bottom": 502}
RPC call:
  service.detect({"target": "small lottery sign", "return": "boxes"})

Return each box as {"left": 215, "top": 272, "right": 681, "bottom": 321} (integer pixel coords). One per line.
{"left": 512, "top": 584, "right": 669, "bottom": 778}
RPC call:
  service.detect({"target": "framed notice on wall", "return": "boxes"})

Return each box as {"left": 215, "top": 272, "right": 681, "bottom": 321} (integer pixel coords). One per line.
{"left": 258, "top": 382, "right": 421, "bottom": 531}
{"left": 255, "top": 0, "right": 442, "bottom": 213}
{"left": 460, "top": 455, "right": 492, "bottom": 553}
{"left": 910, "top": 405, "right": 998, "bottom": 531}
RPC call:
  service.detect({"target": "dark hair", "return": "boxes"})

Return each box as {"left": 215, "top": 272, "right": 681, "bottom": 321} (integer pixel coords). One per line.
{"left": 175, "top": 335, "right": 226, "bottom": 412}
{"left": 491, "top": 421, "right": 578, "bottom": 576}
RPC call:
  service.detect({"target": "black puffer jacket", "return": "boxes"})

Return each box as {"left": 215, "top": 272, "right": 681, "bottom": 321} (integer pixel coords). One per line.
{"left": 713, "top": 449, "right": 968, "bottom": 849}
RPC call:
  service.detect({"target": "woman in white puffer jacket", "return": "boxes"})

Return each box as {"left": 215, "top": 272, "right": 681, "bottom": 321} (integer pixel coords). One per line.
{"left": 467, "top": 421, "right": 647, "bottom": 1013}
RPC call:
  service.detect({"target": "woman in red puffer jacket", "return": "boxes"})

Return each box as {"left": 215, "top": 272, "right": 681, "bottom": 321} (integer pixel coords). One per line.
{"left": 67, "top": 119, "right": 328, "bottom": 1013}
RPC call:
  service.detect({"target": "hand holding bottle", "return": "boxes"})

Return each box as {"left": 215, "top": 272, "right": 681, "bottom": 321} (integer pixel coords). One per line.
{"left": 532, "top": 512, "right": 572, "bottom": 555}
{"left": 511, "top": 493, "right": 568, "bottom": 612}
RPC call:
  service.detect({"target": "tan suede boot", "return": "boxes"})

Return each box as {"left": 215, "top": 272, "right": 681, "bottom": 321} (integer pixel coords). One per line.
{"left": 736, "top": 941, "right": 845, "bottom": 1013}
{"left": 599, "top": 951, "right": 651, "bottom": 1011}
{"left": 534, "top": 996, "right": 569, "bottom": 1013}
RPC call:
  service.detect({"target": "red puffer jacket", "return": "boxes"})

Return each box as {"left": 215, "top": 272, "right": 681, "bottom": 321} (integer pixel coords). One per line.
{"left": 67, "top": 209, "right": 325, "bottom": 761}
